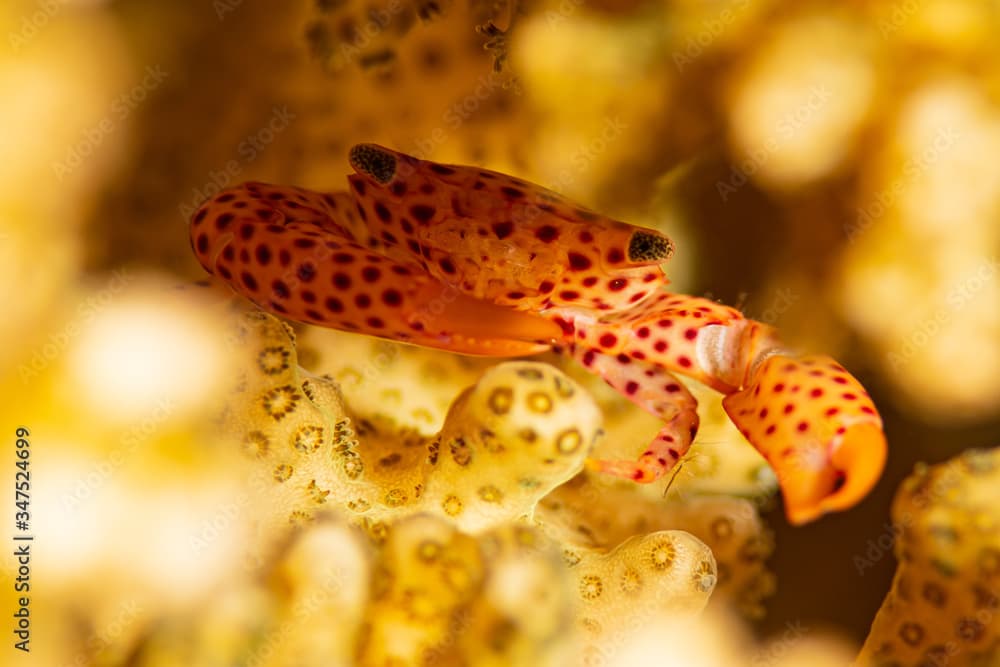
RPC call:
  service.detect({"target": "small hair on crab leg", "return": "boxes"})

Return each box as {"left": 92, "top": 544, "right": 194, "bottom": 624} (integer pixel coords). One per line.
{"left": 189, "top": 184, "right": 561, "bottom": 356}
{"left": 571, "top": 345, "right": 700, "bottom": 483}
{"left": 347, "top": 142, "right": 675, "bottom": 313}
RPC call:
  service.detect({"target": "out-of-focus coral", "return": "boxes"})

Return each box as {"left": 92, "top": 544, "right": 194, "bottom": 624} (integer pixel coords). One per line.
{"left": 857, "top": 447, "right": 1000, "bottom": 666}
{"left": 839, "top": 77, "right": 1000, "bottom": 423}
{"left": 0, "top": 1, "right": 132, "bottom": 375}
{"left": 601, "top": 607, "right": 858, "bottom": 667}
{"left": 10, "top": 0, "right": 1000, "bottom": 663}
{"left": 358, "top": 513, "right": 487, "bottom": 664}
{"left": 725, "top": 13, "right": 876, "bottom": 191}
{"left": 0, "top": 279, "right": 253, "bottom": 667}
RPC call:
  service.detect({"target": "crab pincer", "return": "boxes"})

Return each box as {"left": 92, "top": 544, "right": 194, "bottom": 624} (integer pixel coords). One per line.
{"left": 722, "top": 355, "right": 887, "bottom": 525}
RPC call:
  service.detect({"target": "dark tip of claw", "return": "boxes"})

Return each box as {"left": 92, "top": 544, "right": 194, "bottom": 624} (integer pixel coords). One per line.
{"left": 349, "top": 144, "right": 397, "bottom": 184}
{"left": 627, "top": 231, "right": 674, "bottom": 263}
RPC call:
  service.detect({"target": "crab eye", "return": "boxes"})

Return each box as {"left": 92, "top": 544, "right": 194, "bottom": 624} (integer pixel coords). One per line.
{"left": 349, "top": 143, "right": 397, "bottom": 184}
{"left": 627, "top": 231, "right": 674, "bottom": 263}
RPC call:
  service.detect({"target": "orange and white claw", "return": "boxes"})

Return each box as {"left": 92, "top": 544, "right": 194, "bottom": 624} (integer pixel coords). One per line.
{"left": 722, "top": 354, "right": 887, "bottom": 525}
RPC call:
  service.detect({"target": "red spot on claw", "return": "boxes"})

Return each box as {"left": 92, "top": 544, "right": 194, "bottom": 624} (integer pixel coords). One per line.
{"left": 568, "top": 252, "right": 592, "bottom": 270}
{"left": 536, "top": 225, "right": 559, "bottom": 242}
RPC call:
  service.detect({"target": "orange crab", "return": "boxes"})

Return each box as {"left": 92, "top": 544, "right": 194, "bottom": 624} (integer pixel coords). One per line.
{"left": 189, "top": 143, "right": 887, "bottom": 524}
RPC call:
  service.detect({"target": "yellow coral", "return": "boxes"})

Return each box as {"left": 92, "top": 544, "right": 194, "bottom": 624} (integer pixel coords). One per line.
{"left": 537, "top": 475, "right": 774, "bottom": 618}
{"left": 358, "top": 514, "right": 486, "bottom": 665}
{"left": 570, "top": 529, "right": 717, "bottom": 660}
{"left": 857, "top": 448, "right": 1000, "bottom": 666}
{"left": 223, "top": 310, "right": 600, "bottom": 541}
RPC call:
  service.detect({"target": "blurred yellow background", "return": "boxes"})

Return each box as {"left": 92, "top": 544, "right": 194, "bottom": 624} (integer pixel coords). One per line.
{"left": 2, "top": 0, "right": 999, "bottom": 664}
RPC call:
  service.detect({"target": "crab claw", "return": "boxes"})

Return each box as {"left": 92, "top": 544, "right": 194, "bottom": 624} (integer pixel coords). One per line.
{"left": 722, "top": 354, "right": 887, "bottom": 525}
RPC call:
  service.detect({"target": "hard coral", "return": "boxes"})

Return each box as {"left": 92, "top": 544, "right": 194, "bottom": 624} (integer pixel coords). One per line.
{"left": 223, "top": 309, "right": 600, "bottom": 540}
{"left": 217, "top": 307, "right": 734, "bottom": 663}
{"left": 538, "top": 481, "right": 774, "bottom": 619}
{"left": 858, "top": 448, "right": 1000, "bottom": 666}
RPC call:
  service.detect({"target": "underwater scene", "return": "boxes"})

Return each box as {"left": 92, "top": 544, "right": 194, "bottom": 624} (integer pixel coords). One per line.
{"left": 2, "top": 0, "right": 1000, "bottom": 664}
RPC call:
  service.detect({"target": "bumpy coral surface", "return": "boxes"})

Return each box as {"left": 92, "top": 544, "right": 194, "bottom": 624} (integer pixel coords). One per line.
{"left": 221, "top": 309, "right": 601, "bottom": 539}
{"left": 538, "top": 480, "right": 774, "bottom": 619}
{"left": 858, "top": 448, "right": 1000, "bottom": 666}
{"left": 217, "top": 307, "right": 734, "bottom": 662}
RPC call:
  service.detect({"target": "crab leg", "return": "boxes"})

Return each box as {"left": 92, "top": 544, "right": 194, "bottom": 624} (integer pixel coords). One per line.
{"left": 189, "top": 184, "right": 560, "bottom": 356}
{"left": 568, "top": 292, "right": 887, "bottom": 524}
{"left": 563, "top": 342, "right": 699, "bottom": 483}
